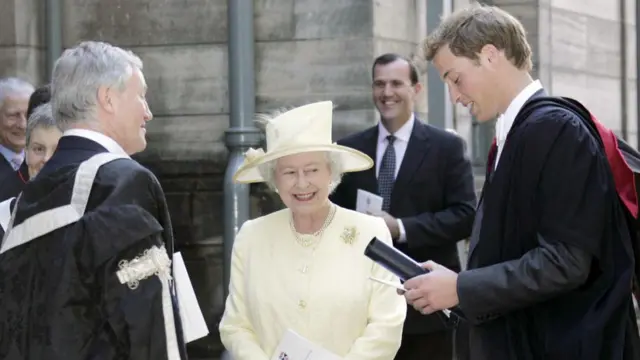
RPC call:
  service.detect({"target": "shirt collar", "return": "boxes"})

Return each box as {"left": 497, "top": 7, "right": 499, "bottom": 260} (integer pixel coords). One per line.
{"left": 0, "top": 144, "right": 24, "bottom": 167}
{"left": 378, "top": 114, "right": 414, "bottom": 144}
{"left": 62, "top": 129, "right": 130, "bottom": 157}
{"left": 495, "top": 79, "right": 543, "bottom": 144}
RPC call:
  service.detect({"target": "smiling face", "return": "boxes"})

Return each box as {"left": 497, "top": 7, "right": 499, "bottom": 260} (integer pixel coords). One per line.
{"left": 372, "top": 59, "right": 422, "bottom": 128}
{"left": 274, "top": 151, "right": 332, "bottom": 216}
{"left": 99, "top": 67, "right": 152, "bottom": 155}
{"left": 432, "top": 44, "right": 502, "bottom": 123}
{"left": 0, "top": 94, "right": 30, "bottom": 152}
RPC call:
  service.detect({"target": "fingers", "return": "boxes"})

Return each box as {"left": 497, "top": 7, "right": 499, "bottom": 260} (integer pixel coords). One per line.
{"left": 420, "top": 304, "right": 438, "bottom": 315}
{"left": 409, "top": 297, "right": 438, "bottom": 315}
{"left": 404, "top": 289, "right": 422, "bottom": 303}
{"left": 407, "top": 294, "right": 439, "bottom": 315}
{"left": 403, "top": 272, "right": 428, "bottom": 289}
{"left": 410, "top": 296, "right": 429, "bottom": 311}
{"left": 422, "top": 260, "right": 439, "bottom": 271}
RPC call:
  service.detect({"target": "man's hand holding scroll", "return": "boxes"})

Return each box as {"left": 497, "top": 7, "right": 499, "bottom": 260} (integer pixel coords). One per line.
{"left": 402, "top": 261, "right": 459, "bottom": 315}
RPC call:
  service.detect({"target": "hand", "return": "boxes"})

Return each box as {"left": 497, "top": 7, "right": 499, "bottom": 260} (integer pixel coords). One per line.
{"left": 378, "top": 211, "right": 400, "bottom": 239}
{"left": 402, "top": 261, "right": 459, "bottom": 314}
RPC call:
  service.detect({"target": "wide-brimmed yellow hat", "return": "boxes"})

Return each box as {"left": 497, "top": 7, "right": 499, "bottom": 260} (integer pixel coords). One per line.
{"left": 233, "top": 101, "right": 374, "bottom": 184}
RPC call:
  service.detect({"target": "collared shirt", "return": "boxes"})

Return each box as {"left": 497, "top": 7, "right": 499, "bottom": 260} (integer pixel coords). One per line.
{"left": 376, "top": 114, "right": 414, "bottom": 178}
{"left": 0, "top": 145, "right": 24, "bottom": 171}
{"left": 62, "top": 129, "right": 130, "bottom": 158}
{"left": 376, "top": 114, "right": 415, "bottom": 243}
{"left": 494, "top": 79, "right": 543, "bottom": 169}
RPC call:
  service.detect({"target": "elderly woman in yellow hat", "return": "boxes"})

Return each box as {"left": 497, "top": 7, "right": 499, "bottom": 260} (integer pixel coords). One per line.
{"left": 219, "top": 101, "right": 406, "bottom": 359}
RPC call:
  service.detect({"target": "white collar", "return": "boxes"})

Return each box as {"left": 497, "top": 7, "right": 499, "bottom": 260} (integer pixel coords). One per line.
{"left": 378, "top": 114, "right": 414, "bottom": 143}
{"left": 62, "top": 129, "right": 130, "bottom": 157}
{"left": 495, "top": 79, "right": 543, "bottom": 144}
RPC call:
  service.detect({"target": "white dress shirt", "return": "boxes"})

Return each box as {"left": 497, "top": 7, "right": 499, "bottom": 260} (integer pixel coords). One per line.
{"left": 494, "top": 80, "right": 543, "bottom": 169}
{"left": 376, "top": 115, "right": 414, "bottom": 242}
{"left": 0, "top": 145, "right": 24, "bottom": 171}
{"left": 62, "top": 128, "right": 130, "bottom": 157}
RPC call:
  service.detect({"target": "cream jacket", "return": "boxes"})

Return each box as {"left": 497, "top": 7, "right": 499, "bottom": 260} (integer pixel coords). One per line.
{"left": 219, "top": 205, "right": 406, "bottom": 359}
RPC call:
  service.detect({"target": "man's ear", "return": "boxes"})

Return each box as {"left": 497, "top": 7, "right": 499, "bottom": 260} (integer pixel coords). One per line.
{"left": 96, "top": 85, "right": 115, "bottom": 114}
{"left": 413, "top": 82, "right": 423, "bottom": 95}
{"left": 479, "top": 44, "right": 501, "bottom": 66}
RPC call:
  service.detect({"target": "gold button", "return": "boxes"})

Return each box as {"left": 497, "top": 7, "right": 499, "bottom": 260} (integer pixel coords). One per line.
{"left": 298, "top": 300, "right": 307, "bottom": 309}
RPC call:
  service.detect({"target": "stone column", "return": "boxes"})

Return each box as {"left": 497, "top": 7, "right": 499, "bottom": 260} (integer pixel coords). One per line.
{"left": 0, "top": 0, "right": 45, "bottom": 84}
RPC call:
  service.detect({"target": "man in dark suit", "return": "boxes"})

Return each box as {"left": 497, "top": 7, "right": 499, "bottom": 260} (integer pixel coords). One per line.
{"left": 0, "top": 84, "right": 53, "bottom": 202}
{"left": 330, "top": 53, "right": 476, "bottom": 360}
{"left": 0, "top": 77, "right": 34, "bottom": 181}
{"left": 403, "top": 5, "right": 640, "bottom": 359}
{"left": 0, "top": 41, "right": 188, "bottom": 360}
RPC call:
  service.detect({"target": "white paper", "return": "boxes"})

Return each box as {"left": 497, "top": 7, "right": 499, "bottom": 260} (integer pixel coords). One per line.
{"left": 173, "top": 252, "right": 209, "bottom": 343}
{"left": 355, "top": 189, "right": 383, "bottom": 215}
{"left": 271, "top": 329, "right": 343, "bottom": 360}
{"left": 368, "top": 276, "right": 406, "bottom": 293}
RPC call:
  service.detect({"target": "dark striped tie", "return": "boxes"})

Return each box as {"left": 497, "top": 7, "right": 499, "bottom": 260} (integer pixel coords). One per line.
{"left": 378, "top": 135, "right": 396, "bottom": 212}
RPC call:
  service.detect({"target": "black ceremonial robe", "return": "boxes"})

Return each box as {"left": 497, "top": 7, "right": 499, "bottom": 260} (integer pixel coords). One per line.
{"left": 457, "top": 97, "right": 640, "bottom": 359}
{"left": 0, "top": 135, "right": 187, "bottom": 360}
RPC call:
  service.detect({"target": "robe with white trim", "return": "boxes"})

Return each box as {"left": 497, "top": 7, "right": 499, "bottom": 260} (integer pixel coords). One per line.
{"left": 0, "top": 151, "right": 187, "bottom": 360}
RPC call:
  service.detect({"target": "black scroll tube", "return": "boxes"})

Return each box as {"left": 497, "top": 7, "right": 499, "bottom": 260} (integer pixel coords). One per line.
{"left": 364, "top": 237, "right": 462, "bottom": 328}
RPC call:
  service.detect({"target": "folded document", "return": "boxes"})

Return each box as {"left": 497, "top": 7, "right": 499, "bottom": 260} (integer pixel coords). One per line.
{"left": 174, "top": 252, "right": 209, "bottom": 343}
{"left": 355, "top": 189, "right": 383, "bottom": 215}
{"left": 271, "top": 329, "right": 342, "bottom": 360}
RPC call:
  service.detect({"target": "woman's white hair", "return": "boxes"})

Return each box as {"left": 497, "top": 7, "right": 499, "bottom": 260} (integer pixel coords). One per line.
{"left": 51, "top": 41, "right": 143, "bottom": 129}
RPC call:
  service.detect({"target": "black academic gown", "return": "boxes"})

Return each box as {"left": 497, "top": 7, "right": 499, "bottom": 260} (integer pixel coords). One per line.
{"left": 0, "top": 135, "right": 188, "bottom": 360}
{"left": 456, "top": 92, "right": 640, "bottom": 359}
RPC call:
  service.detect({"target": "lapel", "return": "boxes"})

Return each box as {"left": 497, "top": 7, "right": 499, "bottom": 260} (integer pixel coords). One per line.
{"left": 0, "top": 154, "right": 14, "bottom": 176}
{"left": 357, "top": 126, "right": 380, "bottom": 194}
{"left": 389, "top": 120, "right": 430, "bottom": 211}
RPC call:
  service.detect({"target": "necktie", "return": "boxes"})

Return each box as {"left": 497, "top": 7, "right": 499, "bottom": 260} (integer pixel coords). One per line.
{"left": 378, "top": 135, "right": 396, "bottom": 212}
{"left": 11, "top": 154, "right": 23, "bottom": 171}
{"left": 487, "top": 137, "right": 497, "bottom": 176}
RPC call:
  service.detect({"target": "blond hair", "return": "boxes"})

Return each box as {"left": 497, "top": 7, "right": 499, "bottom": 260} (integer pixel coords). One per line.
{"left": 422, "top": 4, "right": 532, "bottom": 71}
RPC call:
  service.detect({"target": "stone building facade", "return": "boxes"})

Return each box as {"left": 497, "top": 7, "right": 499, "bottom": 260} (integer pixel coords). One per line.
{"left": 0, "top": 0, "right": 636, "bottom": 358}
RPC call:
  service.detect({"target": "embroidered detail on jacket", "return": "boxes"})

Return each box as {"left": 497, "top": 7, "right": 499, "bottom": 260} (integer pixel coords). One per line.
{"left": 117, "top": 245, "right": 172, "bottom": 290}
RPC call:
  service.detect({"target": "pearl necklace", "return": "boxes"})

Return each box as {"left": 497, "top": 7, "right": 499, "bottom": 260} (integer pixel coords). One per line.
{"left": 290, "top": 204, "right": 337, "bottom": 248}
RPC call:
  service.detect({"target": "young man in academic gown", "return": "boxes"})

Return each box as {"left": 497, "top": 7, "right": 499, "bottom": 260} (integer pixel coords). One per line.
{"left": 0, "top": 41, "right": 188, "bottom": 360}
{"left": 401, "top": 5, "right": 640, "bottom": 360}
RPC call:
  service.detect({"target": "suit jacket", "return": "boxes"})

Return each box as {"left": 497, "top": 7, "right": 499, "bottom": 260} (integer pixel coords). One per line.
{"left": 330, "top": 119, "right": 477, "bottom": 334}
{"left": 219, "top": 206, "right": 407, "bottom": 359}
{"left": 0, "top": 154, "right": 18, "bottom": 185}
{"left": 0, "top": 161, "right": 28, "bottom": 202}
{"left": 0, "top": 135, "right": 188, "bottom": 360}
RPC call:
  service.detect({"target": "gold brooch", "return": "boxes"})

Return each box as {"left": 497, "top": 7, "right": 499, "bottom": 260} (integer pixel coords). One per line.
{"left": 341, "top": 226, "right": 359, "bottom": 245}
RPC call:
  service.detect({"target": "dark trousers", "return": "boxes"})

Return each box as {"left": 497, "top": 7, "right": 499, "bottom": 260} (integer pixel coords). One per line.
{"left": 454, "top": 322, "right": 470, "bottom": 360}
{"left": 394, "top": 331, "right": 453, "bottom": 360}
